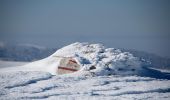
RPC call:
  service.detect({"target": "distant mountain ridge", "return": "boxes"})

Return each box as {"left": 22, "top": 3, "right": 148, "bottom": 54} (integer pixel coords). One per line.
{"left": 0, "top": 44, "right": 56, "bottom": 61}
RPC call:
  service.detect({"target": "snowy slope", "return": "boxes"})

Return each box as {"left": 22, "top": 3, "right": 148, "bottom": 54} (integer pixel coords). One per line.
{"left": 0, "top": 42, "right": 170, "bottom": 100}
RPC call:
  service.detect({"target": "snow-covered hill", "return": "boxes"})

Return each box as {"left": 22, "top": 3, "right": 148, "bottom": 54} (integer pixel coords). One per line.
{"left": 0, "top": 42, "right": 170, "bottom": 100}
{"left": 1, "top": 42, "right": 142, "bottom": 76}
{"left": 0, "top": 42, "right": 169, "bottom": 70}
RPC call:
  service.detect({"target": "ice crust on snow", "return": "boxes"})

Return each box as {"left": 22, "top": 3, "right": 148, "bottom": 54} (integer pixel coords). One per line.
{"left": 14, "top": 42, "right": 141, "bottom": 76}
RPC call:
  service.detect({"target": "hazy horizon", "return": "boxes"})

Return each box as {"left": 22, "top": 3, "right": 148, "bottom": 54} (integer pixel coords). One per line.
{"left": 0, "top": 0, "right": 170, "bottom": 57}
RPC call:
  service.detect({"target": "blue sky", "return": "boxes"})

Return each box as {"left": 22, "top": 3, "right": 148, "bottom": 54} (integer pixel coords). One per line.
{"left": 0, "top": 0, "right": 170, "bottom": 57}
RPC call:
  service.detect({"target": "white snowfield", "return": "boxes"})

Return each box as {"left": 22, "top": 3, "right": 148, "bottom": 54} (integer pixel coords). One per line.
{"left": 0, "top": 71, "right": 170, "bottom": 100}
{"left": 0, "top": 42, "right": 170, "bottom": 100}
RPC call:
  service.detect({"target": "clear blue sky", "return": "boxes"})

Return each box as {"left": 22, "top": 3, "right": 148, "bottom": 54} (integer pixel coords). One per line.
{"left": 0, "top": 0, "right": 170, "bottom": 57}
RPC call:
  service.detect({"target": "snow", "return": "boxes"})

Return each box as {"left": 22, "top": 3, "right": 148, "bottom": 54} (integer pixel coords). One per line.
{"left": 149, "top": 67, "right": 170, "bottom": 73}
{"left": 0, "top": 42, "right": 142, "bottom": 76}
{"left": 0, "top": 42, "right": 170, "bottom": 99}
{"left": 0, "top": 71, "right": 170, "bottom": 100}
{"left": 0, "top": 60, "right": 27, "bottom": 68}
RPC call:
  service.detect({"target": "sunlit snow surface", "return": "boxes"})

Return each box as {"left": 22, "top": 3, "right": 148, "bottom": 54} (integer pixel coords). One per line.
{"left": 0, "top": 71, "right": 170, "bottom": 100}
{"left": 0, "top": 42, "right": 170, "bottom": 100}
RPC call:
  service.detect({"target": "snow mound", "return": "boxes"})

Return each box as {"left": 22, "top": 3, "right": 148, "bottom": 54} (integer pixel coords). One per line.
{"left": 1, "top": 42, "right": 142, "bottom": 76}
{"left": 52, "top": 42, "right": 142, "bottom": 75}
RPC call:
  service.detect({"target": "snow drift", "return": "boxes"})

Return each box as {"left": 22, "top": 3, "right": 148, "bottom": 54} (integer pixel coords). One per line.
{"left": 1, "top": 42, "right": 170, "bottom": 100}
{"left": 1, "top": 42, "right": 142, "bottom": 76}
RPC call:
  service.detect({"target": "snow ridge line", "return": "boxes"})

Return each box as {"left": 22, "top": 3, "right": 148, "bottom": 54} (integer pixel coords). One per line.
{"left": 87, "top": 88, "right": 170, "bottom": 96}
{"left": 92, "top": 78, "right": 156, "bottom": 86}
{"left": 5, "top": 75, "right": 53, "bottom": 89}
{"left": 109, "top": 88, "right": 170, "bottom": 96}
{"left": 19, "top": 88, "right": 170, "bottom": 99}
{"left": 20, "top": 92, "right": 73, "bottom": 100}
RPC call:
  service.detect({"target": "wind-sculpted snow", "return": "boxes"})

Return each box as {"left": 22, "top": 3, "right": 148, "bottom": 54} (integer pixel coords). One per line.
{"left": 3, "top": 42, "right": 142, "bottom": 76}
{"left": 0, "top": 42, "right": 170, "bottom": 99}
{"left": 52, "top": 42, "right": 142, "bottom": 75}
{"left": 2, "top": 42, "right": 170, "bottom": 79}
{"left": 0, "top": 71, "right": 170, "bottom": 100}
{"left": 0, "top": 71, "right": 52, "bottom": 89}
